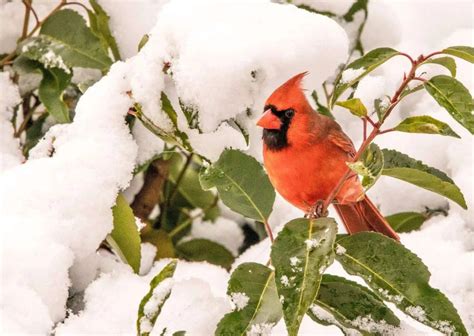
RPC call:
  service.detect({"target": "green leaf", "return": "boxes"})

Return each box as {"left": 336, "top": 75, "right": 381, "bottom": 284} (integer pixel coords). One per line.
{"left": 335, "top": 98, "right": 368, "bottom": 117}
{"left": 374, "top": 98, "right": 389, "bottom": 121}
{"left": 199, "top": 149, "right": 275, "bottom": 222}
{"left": 424, "top": 56, "right": 457, "bottom": 77}
{"left": 38, "top": 67, "right": 72, "bottom": 123}
{"left": 336, "top": 233, "right": 468, "bottom": 335}
{"left": 137, "top": 260, "right": 177, "bottom": 336}
{"left": 23, "top": 113, "right": 48, "bottom": 155}
{"left": 175, "top": 239, "right": 234, "bottom": 270}
{"left": 107, "top": 193, "right": 141, "bottom": 273}
{"left": 270, "top": 218, "right": 337, "bottom": 336}
{"left": 138, "top": 34, "right": 150, "bottom": 51}
{"left": 87, "top": 0, "right": 121, "bottom": 61}
{"left": 382, "top": 149, "right": 467, "bottom": 209}
{"left": 22, "top": 9, "right": 112, "bottom": 71}
{"left": 308, "top": 274, "right": 400, "bottom": 335}
{"left": 215, "top": 263, "right": 282, "bottom": 335}
{"left": 161, "top": 92, "right": 178, "bottom": 128}
{"left": 442, "top": 46, "right": 474, "bottom": 63}
{"left": 311, "top": 90, "right": 334, "bottom": 119}
{"left": 400, "top": 84, "right": 424, "bottom": 100}
{"left": 331, "top": 48, "right": 399, "bottom": 106}
{"left": 168, "top": 154, "right": 218, "bottom": 212}
{"left": 393, "top": 115, "right": 460, "bottom": 138}
{"left": 424, "top": 75, "right": 474, "bottom": 134}
{"left": 347, "top": 143, "right": 383, "bottom": 190}
{"left": 385, "top": 212, "right": 427, "bottom": 233}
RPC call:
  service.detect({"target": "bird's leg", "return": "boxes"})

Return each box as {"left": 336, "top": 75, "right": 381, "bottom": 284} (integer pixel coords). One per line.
{"left": 307, "top": 200, "right": 329, "bottom": 219}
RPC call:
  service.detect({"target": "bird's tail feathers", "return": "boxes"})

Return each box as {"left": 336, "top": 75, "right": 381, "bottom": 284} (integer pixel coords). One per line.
{"left": 333, "top": 197, "right": 399, "bottom": 241}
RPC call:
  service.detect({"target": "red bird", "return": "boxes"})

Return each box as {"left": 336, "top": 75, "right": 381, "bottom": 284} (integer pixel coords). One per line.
{"left": 257, "top": 72, "right": 399, "bottom": 240}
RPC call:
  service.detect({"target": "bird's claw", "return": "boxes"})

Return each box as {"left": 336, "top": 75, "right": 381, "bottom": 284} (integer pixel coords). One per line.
{"left": 306, "top": 200, "right": 328, "bottom": 219}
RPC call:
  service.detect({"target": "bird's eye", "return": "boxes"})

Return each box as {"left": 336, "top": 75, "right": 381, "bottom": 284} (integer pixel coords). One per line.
{"left": 285, "top": 109, "right": 294, "bottom": 118}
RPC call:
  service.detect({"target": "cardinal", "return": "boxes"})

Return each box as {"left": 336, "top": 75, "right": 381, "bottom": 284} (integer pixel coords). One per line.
{"left": 257, "top": 72, "right": 399, "bottom": 241}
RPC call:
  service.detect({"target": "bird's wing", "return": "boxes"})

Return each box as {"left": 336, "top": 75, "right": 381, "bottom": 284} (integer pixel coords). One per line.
{"left": 327, "top": 125, "right": 356, "bottom": 158}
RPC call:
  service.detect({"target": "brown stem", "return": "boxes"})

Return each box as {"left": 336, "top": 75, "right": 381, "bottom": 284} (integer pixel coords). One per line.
{"left": 263, "top": 219, "right": 274, "bottom": 243}
{"left": 21, "top": 0, "right": 32, "bottom": 39}
{"left": 14, "top": 95, "right": 41, "bottom": 137}
{"left": 378, "top": 128, "right": 395, "bottom": 135}
{"left": 322, "top": 53, "right": 423, "bottom": 212}
{"left": 131, "top": 158, "right": 171, "bottom": 221}
{"left": 362, "top": 118, "right": 367, "bottom": 140}
{"left": 1, "top": 0, "right": 66, "bottom": 67}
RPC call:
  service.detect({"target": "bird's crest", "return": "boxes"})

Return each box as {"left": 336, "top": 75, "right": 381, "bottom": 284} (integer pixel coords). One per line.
{"left": 265, "top": 72, "right": 309, "bottom": 112}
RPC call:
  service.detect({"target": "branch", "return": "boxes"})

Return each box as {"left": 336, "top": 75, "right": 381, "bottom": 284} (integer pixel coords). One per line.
{"left": 131, "top": 158, "right": 171, "bottom": 221}
{"left": 321, "top": 52, "right": 427, "bottom": 212}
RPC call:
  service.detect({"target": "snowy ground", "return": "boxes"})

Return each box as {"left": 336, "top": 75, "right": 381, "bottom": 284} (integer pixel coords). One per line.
{"left": 0, "top": 0, "right": 472, "bottom": 335}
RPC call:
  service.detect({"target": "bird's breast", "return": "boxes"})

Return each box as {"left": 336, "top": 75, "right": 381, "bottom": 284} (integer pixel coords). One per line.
{"left": 263, "top": 143, "right": 351, "bottom": 211}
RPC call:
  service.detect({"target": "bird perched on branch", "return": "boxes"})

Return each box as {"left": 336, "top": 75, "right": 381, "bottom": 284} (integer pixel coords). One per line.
{"left": 257, "top": 72, "right": 399, "bottom": 240}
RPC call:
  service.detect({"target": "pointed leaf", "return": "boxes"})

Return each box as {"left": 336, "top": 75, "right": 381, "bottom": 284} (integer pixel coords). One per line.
{"left": 332, "top": 48, "right": 399, "bottom": 106}
{"left": 347, "top": 143, "right": 383, "bottom": 190}
{"left": 336, "top": 233, "right": 467, "bottom": 335}
{"left": 393, "top": 115, "right": 460, "bottom": 138}
{"left": 38, "top": 67, "right": 72, "bottom": 123}
{"left": 175, "top": 238, "right": 234, "bottom": 270}
{"left": 215, "top": 263, "right": 282, "bottom": 335}
{"left": 107, "top": 194, "right": 141, "bottom": 273}
{"left": 424, "top": 56, "right": 456, "bottom": 77}
{"left": 311, "top": 90, "right": 334, "bottom": 119}
{"left": 138, "top": 34, "right": 150, "bottom": 51}
{"left": 87, "top": 0, "right": 121, "bottom": 61}
{"left": 308, "top": 274, "right": 400, "bottom": 335}
{"left": 335, "top": 98, "right": 368, "bottom": 117}
{"left": 137, "top": 260, "right": 177, "bottom": 336}
{"left": 424, "top": 75, "right": 474, "bottom": 134}
{"left": 442, "top": 46, "right": 474, "bottom": 63}
{"left": 382, "top": 149, "right": 467, "bottom": 209}
{"left": 26, "top": 9, "right": 112, "bottom": 71}
{"left": 271, "top": 218, "right": 337, "bottom": 336}
{"left": 385, "top": 212, "right": 427, "bottom": 233}
{"left": 199, "top": 149, "right": 275, "bottom": 222}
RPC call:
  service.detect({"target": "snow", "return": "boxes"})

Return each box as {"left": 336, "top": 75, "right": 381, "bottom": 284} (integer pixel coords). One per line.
{"left": 187, "top": 217, "right": 244, "bottom": 256}
{"left": 0, "top": 72, "right": 22, "bottom": 173}
{"left": 0, "top": 61, "right": 138, "bottom": 332}
{"left": 406, "top": 306, "right": 427, "bottom": 322}
{"left": 340, "top": 68, "right": 365, "bottom": 84}
{"left": 335, "top": 244, "right": 346, "bottom": 255}
{"left": 230, "top": 292, "right": 250, "bottom": 311}
{"left": 1, "top": 0, "right": 473, "bottom": 335}
{"left": 57, "top": 260, "right": 231, "bottom": 335}
{"left": 247, "top": 322, "right": 276, "bottom": 336}
{"left": 280, "top": 275, "right": 291, "bottom": 287}
{"left": 351, "top": 315, "right": 397, "bottom": 335}
{"left": 305, "top": 238, "right": 321, "bottom": 250}
{"left": 141, "top": 278, "right": 174, "bottom": 331}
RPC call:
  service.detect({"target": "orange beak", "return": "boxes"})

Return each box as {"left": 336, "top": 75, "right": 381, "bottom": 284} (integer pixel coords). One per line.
{"left": 256, "top": 109, "right": 282, "bottom": 130}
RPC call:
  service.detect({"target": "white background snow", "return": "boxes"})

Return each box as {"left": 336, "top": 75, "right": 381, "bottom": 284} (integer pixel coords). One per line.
{"left": 0, "top": 0, "right": 472, "bottom": 335}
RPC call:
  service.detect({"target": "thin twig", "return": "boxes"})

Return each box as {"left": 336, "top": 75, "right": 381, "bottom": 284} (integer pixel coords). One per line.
{"left": 168, "top": 153, "right": 193, "bottom": 204}
{"left": 413, "top": 77, "right": 427, "bottom": 83}
{"left": 0, "top": 0, "right": 66, "bottom": 67}
{"left": 399, "top": 52, "right": 415, "bottom": 64}
{"left": 378, "top": 128, "right": 395, "bottom": 135}
{"left": 362, "top": 118, "right": 367, "bottom": 141}
{"left": 21, "top": 0, "right": 32, "bottom": 39}
{"left": 263, "top": 219, "right": 274, "bottom": 243}
{"left": 366, "top": 116, "right": 376, "bottom": 127}
{"left": 321, "top": 52, "right": 428, "bottom": 212}
{"left": 64, "top": 1, "right": 90, "bottom": 12}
